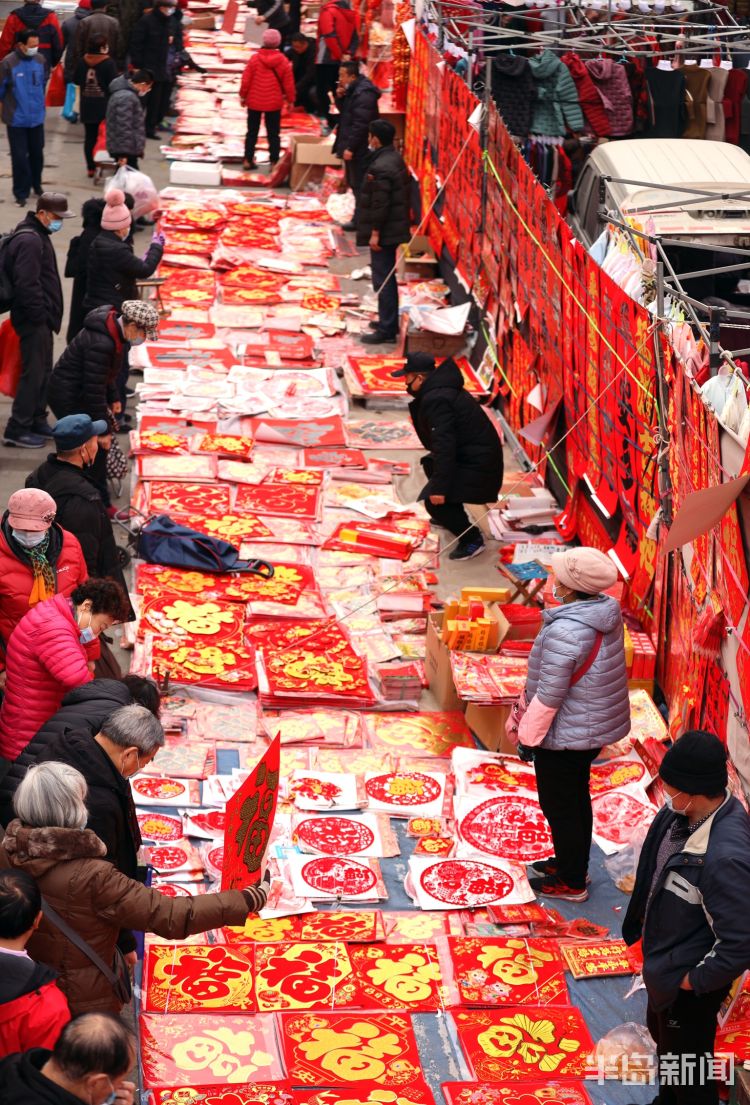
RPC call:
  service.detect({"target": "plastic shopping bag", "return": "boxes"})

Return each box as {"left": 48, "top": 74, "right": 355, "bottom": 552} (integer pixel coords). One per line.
{"left": 45, "top": 63, "right": 65, "bottom": 107}
{"left": 62, "top": 82, "right": 78, "bottom": 121}
{"left": 0, "top": 320, "right": 22, "bottom": 398}
{"left": 105, "top": 165, "right": 158, "bottom": 220}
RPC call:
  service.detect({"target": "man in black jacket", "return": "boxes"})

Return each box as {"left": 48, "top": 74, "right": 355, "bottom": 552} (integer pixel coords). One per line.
{"left": 333, "top": 61, "right": 380, "bottom": 231}
{"left": 393, "top": 352, "right": 503, "bottom": 560}
{"left": 128, "top": 0, "right": 183, "bottom": 136}
{"left": 356, "top": 120, "right": 409, "bottom": 345}
{"left": 623, "top": 732, "right": 750, "bottom": 1105}
{"left": 287, "top": 32, "right": 316, "bottom": 112}
{"left": 25, "top": 413, "right": 131, "bottom": 603}
{"left": 2, "top": 193, "right": 73, "bottom": 450}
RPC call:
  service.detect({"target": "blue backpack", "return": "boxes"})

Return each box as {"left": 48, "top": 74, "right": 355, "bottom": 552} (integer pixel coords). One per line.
{"left": 138, "top": 515, "right": 274, "bottom": 577}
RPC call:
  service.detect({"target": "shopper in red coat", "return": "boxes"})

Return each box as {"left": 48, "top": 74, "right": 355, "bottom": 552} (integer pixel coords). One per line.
{"left": 0, "top": 489, "right": 88, "bottom": 684}
{"left": 239, "top": 29, "right": 295, "bottom": 170}
{"left": 0, "top": 578, "right": 129, "bottom": 763}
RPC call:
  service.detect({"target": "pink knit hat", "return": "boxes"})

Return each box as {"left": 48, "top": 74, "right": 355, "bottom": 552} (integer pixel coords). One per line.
{"left": 102, "top": 188, "right": 132, "bottom": 232}
{"left": 7, "top": 488, "right": 56, "bottom": 532}
{"left": 262, "top": 28, "right": 281, "bottom": 47}
{"left": 550, "top": 546, "right": 618, "bottom": 595}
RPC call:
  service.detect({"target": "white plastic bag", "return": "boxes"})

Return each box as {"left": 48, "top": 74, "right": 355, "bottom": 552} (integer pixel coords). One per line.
{"left": 104, "top": 165, "right": 158, "bottom": 220}
{"left": 604, "top": 821, "right": 650, "bottom": 894}
{"left": 594, "top": 1022, "right": 656, "bottom": 1084}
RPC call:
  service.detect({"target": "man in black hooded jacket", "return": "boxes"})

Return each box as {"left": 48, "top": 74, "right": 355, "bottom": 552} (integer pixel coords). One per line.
{"left": 392, "top": 352, "right": 503, "bottom": 560}
{"left": 333, "top": 60, "right": 380, "bottom": 230}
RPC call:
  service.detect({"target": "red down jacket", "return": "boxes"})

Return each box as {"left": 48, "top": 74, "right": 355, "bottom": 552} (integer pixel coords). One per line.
{"left": 0, "top": 954, "right": 70, "bottom": 1059}
{"left": 240, "top": 47, "right": 295, "bottom": 112}
{"left": 0, "top": 520, "right": 88, "bottom": 670}
{"left": 0, "top": 593, "right": 93, "bottom": 761}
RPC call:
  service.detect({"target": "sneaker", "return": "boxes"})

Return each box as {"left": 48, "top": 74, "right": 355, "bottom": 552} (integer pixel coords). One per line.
{"left": 14, "top": 198, "right": 26, "bottom": 207}
{"left": 528, "top": 874, "right": 588, "bottom": 902}
{"left": 530, "top": 858, "right": 591, "bottom": 885}
{"left": 2, "top": 430, "right": 46, "bottom": 448}
{"left": 449, "top": 538, "right": 486, "bottom": 561}
{"left": 360, "top": 330, "right": 398, "bottom": 345}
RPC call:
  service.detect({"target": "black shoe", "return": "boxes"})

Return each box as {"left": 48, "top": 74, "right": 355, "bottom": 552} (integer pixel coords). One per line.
{"left": 2, "top": 430, "right": 46, "bottom": 448}
{"left": 146, "top": 130, "right": 158, "bottom": 139}
{"left": 340, "top": 221, "right": 357, "bottom": 231}
{"left": 448, "top": 537, "right": 486, "bottom": 561}
{"left": 32, "top": 420, "right": 54, "bottom": 437}
{"left": 14, "top": 197, "right": 26, "bottom": 207}
{"left": 368, "top": 321, "right": 381, "bottom": 330}
{"left": 528, "top": 874, "right": 588, "bottom": 902}
{"left": 360, "top": 330, "right": 398, "bottom": 345}
{"left": 33, "top": 186, "right": 42, "bottom": 197}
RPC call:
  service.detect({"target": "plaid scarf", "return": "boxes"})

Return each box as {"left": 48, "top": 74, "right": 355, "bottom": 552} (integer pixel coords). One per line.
{"left": 25, "top": 532, "right": 56, "bottom": 605}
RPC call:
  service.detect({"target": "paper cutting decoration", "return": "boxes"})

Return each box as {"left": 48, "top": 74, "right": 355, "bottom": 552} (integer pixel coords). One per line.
{"left": 143, "top": 944, "right": 256, "bottom": 1013}
{"left": 235, "top": 483, "right": 322, "bottom": 520}
{"left": 144, "top": 839, "right": 203, "bottom": 878}
{"left": 409, "top": 857, "right": 535, "bottom": 910}
{"left": 148, "top": 482, "right": 232, "bottom": 517}
{"left": 292, "top": 1085, "right": 435, "bottom": 1105}
{"left": 132, "top": 775, "right": 201, "bottom": 808}
{"left": 253, "top": 941, "right": 357, "bottom": 1011}
{"left": 448, "top": 938, "right": 567, "bottom": 1006}
{"left": 591, "top": 789, "right": 655, "bottom": 854}
{"left": 381, "top": 912, "right": 463, "bottom": 943}
{"left": 348, "top": 943, "right": 446, "bottom": 1012}
{"left": 442, "top": 1083, "right": 592, "bottom": 1105}
{"left": 455, "top": 796, "right": 553, "bottom": 862}
{"left": 362, "top": 713, "right": 474, "bottom": 757}
{"left": 452, "top": 1008, "right": 594, "bottom": 1081}
{"left": 137, "top": 812, "right": 184, "bottom": 842}
{"left": 294, "top": 814, "right": 397, "bottom": 858}
{"left": 299, "top": 912, "right": 382, "bottom": 943}
{"left": 345, "top": 420, "right": 422, "bottom": 451}
{"left": 196, "top": 433, "right": 255, "bottom": 458}
{"left": 364, "top": 772, "right": 446, "bottom": 818}
{"left": 139, "top": 1012, "right": 283, "bottom": 1087}
{"left": 280, "top": 1012, "right": 422, "bottom": 1086}
{"left": 221, "top": 735, "right": 280, "bottom": 890}
{"left": 561, "top": 941, "right": 635, "bottom": 979}
{"left": 153, "top": 1084, "right": 294, "bottom": 1105}
{"left": 289, "top": 772, "right": 360, "bottom": 812}
{"left": 589, "top": 758, "right": 648, "bottom": 795}
{"left": 289, "top": 854, "right": 384, "bottom": 901}
{"left": 250, "top": 417, "right": 347, "bottom": 448}
{"left": 223, "top": 915, "right": 302, "bottom": 944}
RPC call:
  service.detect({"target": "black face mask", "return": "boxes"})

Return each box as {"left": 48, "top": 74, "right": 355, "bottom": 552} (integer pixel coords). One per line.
{"left": 406, "top": 379, "right": 421, "bottom": 396}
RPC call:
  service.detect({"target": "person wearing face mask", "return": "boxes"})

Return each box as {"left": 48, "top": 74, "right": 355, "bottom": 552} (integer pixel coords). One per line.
{"left": 623, "top": 732, "right": 750, "bottom": 1105}
{"left": 25, "top": 415, "right": 132, "bottom": 614}
{"left": 83, "top": 190, "right": 164, "bottom": 315}
{"left": 128, "top": 0, "right": 183, "bottom": 137}
{"left": 105, "top": 69, "right": 153, "bottom": 169}
{"left": 507, "top": 546, "right": 629, "bottom": 901}
{"left": 0, "top": 578, "right": 130, "bottom": 762}
{"left": 1, "top": 192, "right": 72, "bottom": 450}
{"left": 391, "top": 351, "right": 503, "bottom": 558}
{"left": 0, "top": 1010, "right": 136, "bottom": 1105}
{"left": 0, "top": 30, "right": 47, "bottom": 212}
{"left": 0, "top": 489, "right": 88, "bottom": 692}
{"left": 74, "top": 34, "right": 117, "bottom": 177}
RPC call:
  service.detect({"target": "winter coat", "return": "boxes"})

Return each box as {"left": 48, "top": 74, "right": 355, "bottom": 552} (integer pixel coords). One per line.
{"left": 64, "top": 198, "right": 104, "bottom": 341}
{"left": 562, "top": 53, "right": 610, "bottom": 137}
{"left": 4, "top": 212, "right": 63, "bottom": 335}
{"left": 623, "top": 795, "right": 750, "bottom": 1011}
{"left": 128, "top": 8, "right": 183, "bottom": 82}
{"left": 48, "top": 306, "right": 123, "bottom": 423}
{"left": 316, "top": 0, "right": 359, "bottom": 63}
{"left": 0, "top": 515, "right": 87, "bottom": 665}
{"left": 523, "top": 595, "right": 630, "bottom": 751}
{"left": 491, "top": 55, "right": 536, "bottom": 138}
{"left": 645, "top": 67, "right": 686, "bottom": 139}
{"left": 585, "top": 58, "right": 633, "bottom": 136}
{"left": 724, "top": 68, "right": 748, "bottom": 144}
{"left": 681, "top": 65, "right": 710, "bottom": 139}
{"left": 288, "top": 37, "right": 315, "bottom": 103}
{"left": 333, "top": 74, "right": 380, "bottom": 158}
{"left": 0, "top": 49, "right": 46, "bottom": 129}
{"left": 239, "top": 47, "right": 295, "bottom": 112}
{"left": 407, "top": 357, "right": 504, "bottom": 503}
{"left": 705, "top": 65, "right": 729, "bottom": 142}
{"left": 355, "top": 143, "right": 410, "bottom": 248}
{"left": 83, "top": 229, "right": 163, "bottom": 312}
{"left": 529, "top": 50, "right": 583, "bottom": 136}
{"left": 252, "top": 0, "right": 290, "bottom": 33}
{"left": 0, "top": 821, "right": 261, "bottom": 1014}
{"left": 0, "top": 3, "right": 63, "bottom": 68}
{"left": 75, "top": 11, "right": 120, "bottom": 70}
{"left": 105, "top": 75, "right": 146, "bottom": 157}
{"left": 75, "top": 53, "right": 117, "bottom": 125}
{"left": 22, "top": 678, "right": 134, "bottom": 749}
{"left": 0, "top": 593, "right": 93, "bottom": 761}
{"left": 0, "top": 954, "right": 70, "bottom": 1059}
{"left": 25, "top": 456, "right": 126, "bottom": 587}
{"left": 61, "top": 5, "right": 88, "bottom": 83}
{"left": 0, "top": 1048, "right": 88, "bottom": 1104}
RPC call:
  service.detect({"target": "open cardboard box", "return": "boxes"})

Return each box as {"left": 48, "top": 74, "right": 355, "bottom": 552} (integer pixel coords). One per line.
{"left": 426, "top": 607, "right": 511, "bottom": 711}
{"left": 289, "top": 135, "right": 342, "bottom": 189}
{"left": 465, "top": 703, "right": 518, "bottom": 754}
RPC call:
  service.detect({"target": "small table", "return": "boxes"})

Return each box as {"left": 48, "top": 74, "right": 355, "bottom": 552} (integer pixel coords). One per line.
{"left": 497, "top": 560, "right": 549, "bottom": 605}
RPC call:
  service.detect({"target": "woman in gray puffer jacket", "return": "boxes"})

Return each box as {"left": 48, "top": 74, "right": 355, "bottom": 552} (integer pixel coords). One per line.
{"left": 512, "top": 546, "right": 630, "bottom": 902}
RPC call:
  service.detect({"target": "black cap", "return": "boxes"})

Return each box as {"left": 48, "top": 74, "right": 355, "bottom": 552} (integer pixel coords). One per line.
{"left": 390, "top": 352, "right": 436, "bottom": 378}
{"left": 659, "top": 730, "right": 728, "bottom": 796}
{"left": 37, "top": 192, "right": 74, "bottom": 219}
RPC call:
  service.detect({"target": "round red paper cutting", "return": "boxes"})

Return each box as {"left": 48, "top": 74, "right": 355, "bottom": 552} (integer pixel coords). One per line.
{"left": 189, "top": 811, "right": 226, "bottom": 834}
{"left": 136, "top": 813, "right": 183, "bottom": 841}
{"left": 300, "top": 857, "right": 377, "bottom": 896}
{"left": 296, "top": 816, "right": 376, "bottom": 855}
{"left": 148, "top": 846, "right": 189, "bottom": 871}
{"left": 420, "top": 859, "right": 514, "bottom": 906}
{"left": 590, "top": 760, "right": 646, "bottom": 795}
{"left": 592, "top": 791, "right": 652, "bottom": 845}
{"left": 459, "top": 796, "right": 553, "bottom": 861}
{"left": 133, "top": 777, "right": 186, "bottom": 801}
{"left": 366, "top": 772, "right": 441, "bottom": 807}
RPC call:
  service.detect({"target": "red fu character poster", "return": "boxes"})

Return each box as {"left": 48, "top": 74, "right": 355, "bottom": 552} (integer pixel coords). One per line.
{"left": 222, "top": 735, "right": 280, "bottom": 890}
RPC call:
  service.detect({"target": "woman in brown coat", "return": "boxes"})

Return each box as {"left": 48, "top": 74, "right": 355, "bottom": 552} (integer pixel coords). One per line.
{"left": 0, "top": 762, "right": 268, "bottom": 1016}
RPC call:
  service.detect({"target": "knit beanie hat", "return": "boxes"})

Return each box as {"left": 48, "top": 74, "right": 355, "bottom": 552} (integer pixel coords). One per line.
{"left": 262, "top": 28, "right": 281, "bottom": 47}
{"left": 101, "top": 188, "right": 132, "bottom": 232}
{"left": 659, "top": 730, "right": 728, "bottom": 796}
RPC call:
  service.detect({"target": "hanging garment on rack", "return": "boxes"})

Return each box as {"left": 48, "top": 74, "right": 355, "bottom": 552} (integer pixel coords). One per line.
{"left": 585, "top": 58, "right": 634, "bottom": 136}
{"left": 562, "top": 52, "right": 611, "bottom": 136}
{"left": 554, "top": 145, "right": 573, "bottom": 215}
{"left": 705, "top": 65, "right": 730, "bottom": 141}
{"left": 681, "top": 65, "right": 711, "bottom": 138}
{"left": 625, "top": 57, "right": 651, "bottom": 134}
{"left": 723, "top": 68, "right": 748, "bottom": 144}
{"left": 645, "top": 67, "right": 686, "bottom": 138}
{"left": 491, "top": 54, "right": 536, "bottom": 138}
{"left": 528, "top": 49, "right": 584, "bottom": 136}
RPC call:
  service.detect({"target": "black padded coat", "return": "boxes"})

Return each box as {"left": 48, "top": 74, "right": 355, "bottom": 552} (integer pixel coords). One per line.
{"left": 4, "top": 213, "right": 63, "bottom": 334}
{"left": 83, "top": 229, "right": 163, "bottom": 312}
{"left": 355, "top": 144, "right": 410, "bottom": 248}
{"left": 48, "top": 305, "right": 123, "bottom": 422}
{"left": 333, "top": 74, "right": 380, "bottom": 158}
{"left": 128, "top": 8, "right": 183, "bottom": 82}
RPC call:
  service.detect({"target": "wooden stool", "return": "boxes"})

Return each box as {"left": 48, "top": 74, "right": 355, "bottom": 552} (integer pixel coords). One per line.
{"left": 136, "top": 277, "right": 167, "bottom": 316}
{"left": 497, "top": 560, "right": 549, "bottom": 605}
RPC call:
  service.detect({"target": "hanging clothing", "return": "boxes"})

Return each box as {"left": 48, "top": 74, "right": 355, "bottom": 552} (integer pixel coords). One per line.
{"left": 561, "top": 53, "right": 610, "bottom": 137}
{"left": 723, "top": 68, "right": 748, "bottom": 144}
{"left": 528, "top": 50, "right": 584, "bottom": 136}
{"left": 705, "top": 66, "right": 729, "bottom": 142}
{"left": 681, "top": 66, "right": 710, "bottom": 139}
{"left": 625, "top": 57, "right": 650, "bottom": 133}
{"left": 491, "top": 55, "right": 536, "bottom": 138}
{"left": 585, "top": 58, "right": 633, "bottom": 136}
{"left": 645, "top": 67, "right": 686, "bottom": 138}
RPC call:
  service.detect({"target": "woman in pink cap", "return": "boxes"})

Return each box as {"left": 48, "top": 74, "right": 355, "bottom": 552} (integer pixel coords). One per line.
{"left": 508, "top": 545, "right": 630, "bottom": 902}
{"left": 0, "top": 489, "right": 88, "bottom": 690}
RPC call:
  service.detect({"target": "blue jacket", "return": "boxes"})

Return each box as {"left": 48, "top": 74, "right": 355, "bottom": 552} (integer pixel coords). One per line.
{"left": 0, "top": 48, "right": 46, "bottom": 128}
{"left": 623, "top": 795, "right": 750, "bottom": 1010}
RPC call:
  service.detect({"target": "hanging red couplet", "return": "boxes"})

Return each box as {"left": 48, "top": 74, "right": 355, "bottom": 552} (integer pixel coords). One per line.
{"left": 222, "top": 735, "right": 280, "bottom": 890}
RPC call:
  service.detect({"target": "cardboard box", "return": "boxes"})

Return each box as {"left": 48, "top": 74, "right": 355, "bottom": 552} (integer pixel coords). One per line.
{"left": 290, "top": 135, "right": 341, "bottom": 190}
{"left": 465, "top": 703, "right": 517, "bottom": 754}
{"left": 170, "top": 162, "right": 222, "bottom": 186}
{"left": 425, "top": 612, "right": 463, "bottom": 712}
{"left": 397, "top": 234, "right": 438, "bottom": 279}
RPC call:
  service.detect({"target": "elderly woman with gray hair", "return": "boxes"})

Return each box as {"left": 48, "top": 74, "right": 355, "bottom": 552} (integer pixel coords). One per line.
{"left": 0, "top": 761, "right": 269, "bottom": 1016}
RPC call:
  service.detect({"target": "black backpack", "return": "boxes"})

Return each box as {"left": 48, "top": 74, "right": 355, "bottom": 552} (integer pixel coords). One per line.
{"left": 0, "top": 225, "right": 37, "bottom": 314}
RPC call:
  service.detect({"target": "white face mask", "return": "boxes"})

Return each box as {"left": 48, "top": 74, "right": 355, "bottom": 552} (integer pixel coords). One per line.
{"left": 664, "top": 791, "right": 692, "bottom": 817}
{"left": 12, "top": 529, "right": 46, "bottom": 548}
{"left": 25, "top": 46, "right": 39, "bottom": 56}
{"left": 552, "top": 584, "right": 565, "bottom": 603}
